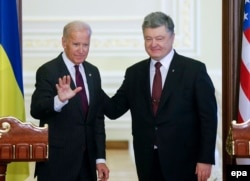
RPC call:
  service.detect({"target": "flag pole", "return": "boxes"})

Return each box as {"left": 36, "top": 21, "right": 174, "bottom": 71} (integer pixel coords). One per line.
{"left": 17, "top": 0, "right": 22, "bottom": 64}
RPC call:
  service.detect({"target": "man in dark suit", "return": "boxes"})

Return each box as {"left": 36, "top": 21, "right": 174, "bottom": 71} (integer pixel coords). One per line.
{"left": 30, "top": 21, "right": 109, "bottom": 181}
{"left": 103, "top": 12, "right": 217, "bottom": 181}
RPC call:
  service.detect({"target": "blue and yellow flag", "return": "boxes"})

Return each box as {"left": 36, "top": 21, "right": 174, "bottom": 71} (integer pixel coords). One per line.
{"left": 0, "top": 0, "right": 29, "bottom": 180}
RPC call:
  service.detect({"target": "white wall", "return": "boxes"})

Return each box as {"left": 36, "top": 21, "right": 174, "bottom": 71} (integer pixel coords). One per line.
{"left": 22, "top": 0, "right": 222, "bottom": 180}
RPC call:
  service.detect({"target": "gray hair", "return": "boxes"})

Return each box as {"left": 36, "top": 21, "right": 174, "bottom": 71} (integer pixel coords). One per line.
{"left": 63, "top": 21, "right": 92, "bottom": 38}
{"left": 142, "top": 12, "right": 175, "bottom": 34}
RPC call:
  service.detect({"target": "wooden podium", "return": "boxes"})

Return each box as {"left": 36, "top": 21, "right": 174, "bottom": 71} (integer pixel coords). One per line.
{"left": 0, "top": 116, "right": 48, "bottom": 181}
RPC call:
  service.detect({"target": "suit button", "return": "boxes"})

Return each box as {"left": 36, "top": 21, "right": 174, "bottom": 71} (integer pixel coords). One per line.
{"left": 155, "top": 127, "right": 158, "bottom": 130}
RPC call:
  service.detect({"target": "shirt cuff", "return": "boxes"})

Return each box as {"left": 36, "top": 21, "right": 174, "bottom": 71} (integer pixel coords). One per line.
{"left": 54, "top": 95, "right": 68, "bottom": 112}
{"left": 96, "top": 159, "right": 106, "bottom": 164}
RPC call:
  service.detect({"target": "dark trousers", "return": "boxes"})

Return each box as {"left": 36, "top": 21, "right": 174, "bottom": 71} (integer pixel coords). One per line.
{"left": 37, "top": 150, "right": 93, "bottom": 181}
{"left": 76, "top": 151, "right": 93, "bottom": 181}
{"left": 152, "top": 150, "right": 165, "bottom": 181}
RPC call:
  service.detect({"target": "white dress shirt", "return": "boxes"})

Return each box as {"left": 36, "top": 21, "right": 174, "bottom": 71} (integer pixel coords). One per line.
{"left": 150, "top": 49, "right": 174, "bottom": 94}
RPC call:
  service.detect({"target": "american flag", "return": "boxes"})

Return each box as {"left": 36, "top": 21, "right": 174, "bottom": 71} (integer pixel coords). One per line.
{"left": 237, "top": 0, "right": 250, "bottom": 165}
{"left": 238, "top": 0, "right": 250, "bottom": 123}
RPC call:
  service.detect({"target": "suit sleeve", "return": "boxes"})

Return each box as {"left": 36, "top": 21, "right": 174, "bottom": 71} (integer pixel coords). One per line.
{"left": 30, "top": 65, "right": 58, "bottom": 119}
{"left": 195, "top": 64, "right": 218, "bottom": 164}
{"left": 103, "top": 70, "right": 130, "bottom": 119}
{"left": 93, "top": 70, "right": 106, "bottom": 159}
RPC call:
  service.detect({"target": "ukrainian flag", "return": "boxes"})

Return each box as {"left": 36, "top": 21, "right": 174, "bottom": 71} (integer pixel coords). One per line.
{"left": 0, "top": 0, "right": 29, "bottom": 180}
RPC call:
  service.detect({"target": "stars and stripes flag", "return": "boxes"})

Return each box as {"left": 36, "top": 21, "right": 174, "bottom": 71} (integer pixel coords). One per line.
{"left": 238, "top": 0, "right": 250, "bottom": 124}
{"left": 0, "top": 0, "right": 29, "bottom": 180}
{"left": 236, "top": 0, "right": 250, "bottom": 165}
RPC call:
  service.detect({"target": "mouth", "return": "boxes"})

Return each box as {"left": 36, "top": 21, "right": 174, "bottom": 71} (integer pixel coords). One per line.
{"left": 150, "top": 49, "right": 161, "bottom": 54}
{"left": 75, "top": 54, "right": 86, "bottom": 59}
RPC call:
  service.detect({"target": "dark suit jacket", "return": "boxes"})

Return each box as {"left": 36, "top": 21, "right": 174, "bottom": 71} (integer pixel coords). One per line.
{"left": 104, "top": 51, "right": 217, "bottom": 181}
{"left": 30, "top": 53, "right": 106, "bottom": 181}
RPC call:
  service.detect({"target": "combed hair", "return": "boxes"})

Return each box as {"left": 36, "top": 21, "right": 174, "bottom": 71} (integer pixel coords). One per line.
{"left": 63, "top": 21, "right": 92, "bottom": 38}
{"left": 142, "top": 12, "right": 175, "bottom": 33}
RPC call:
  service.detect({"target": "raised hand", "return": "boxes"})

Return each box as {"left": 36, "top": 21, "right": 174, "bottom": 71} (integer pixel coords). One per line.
{"left": 55, "top": 75, "right": 82, "bottom": 102}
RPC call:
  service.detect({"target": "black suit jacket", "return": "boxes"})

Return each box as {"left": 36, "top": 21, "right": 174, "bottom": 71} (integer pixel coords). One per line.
{"left": 104, "top": 51, "right": 217, "bottom": 181}
{"left": 30, "top": 53, "right": 106, "bottom": 181}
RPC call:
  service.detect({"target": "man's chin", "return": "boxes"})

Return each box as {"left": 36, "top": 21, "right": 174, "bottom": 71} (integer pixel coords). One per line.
{"left": 150, "top": 56, "right": 162, "bottom": 61}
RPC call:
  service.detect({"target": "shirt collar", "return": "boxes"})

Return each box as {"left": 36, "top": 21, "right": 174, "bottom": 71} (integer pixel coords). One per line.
{"left": 62, "top": 52, "right": 84, "bottom": 70}
{"left": 62, "top": 52, "right": 75, "bottom": 68}
{"left": 151, "top": 49, "right": 174, "bottom": 68}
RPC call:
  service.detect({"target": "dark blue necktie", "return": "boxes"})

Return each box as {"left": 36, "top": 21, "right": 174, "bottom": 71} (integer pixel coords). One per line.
{"left": 75, "top": 65, "right": 88, "bottom": 115}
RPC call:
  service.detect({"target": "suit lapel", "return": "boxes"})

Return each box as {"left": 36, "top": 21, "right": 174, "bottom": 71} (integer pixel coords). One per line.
{"left": 57, "top": 54, "right": 75, "bottom": 89}
{"left": 82, "top": 62, "right": 94, "bottom": 120}
{"left": 158, "top": 53, "right": 184, "bottom": 111}
{"left": 142, "top": 60, "right": 151, "bottom": 97}
{"left": 84, "top": 64, "right": 94, "bottom": 104}
{"left": 137, "top": 59, "right": 154, "bottom": 114}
